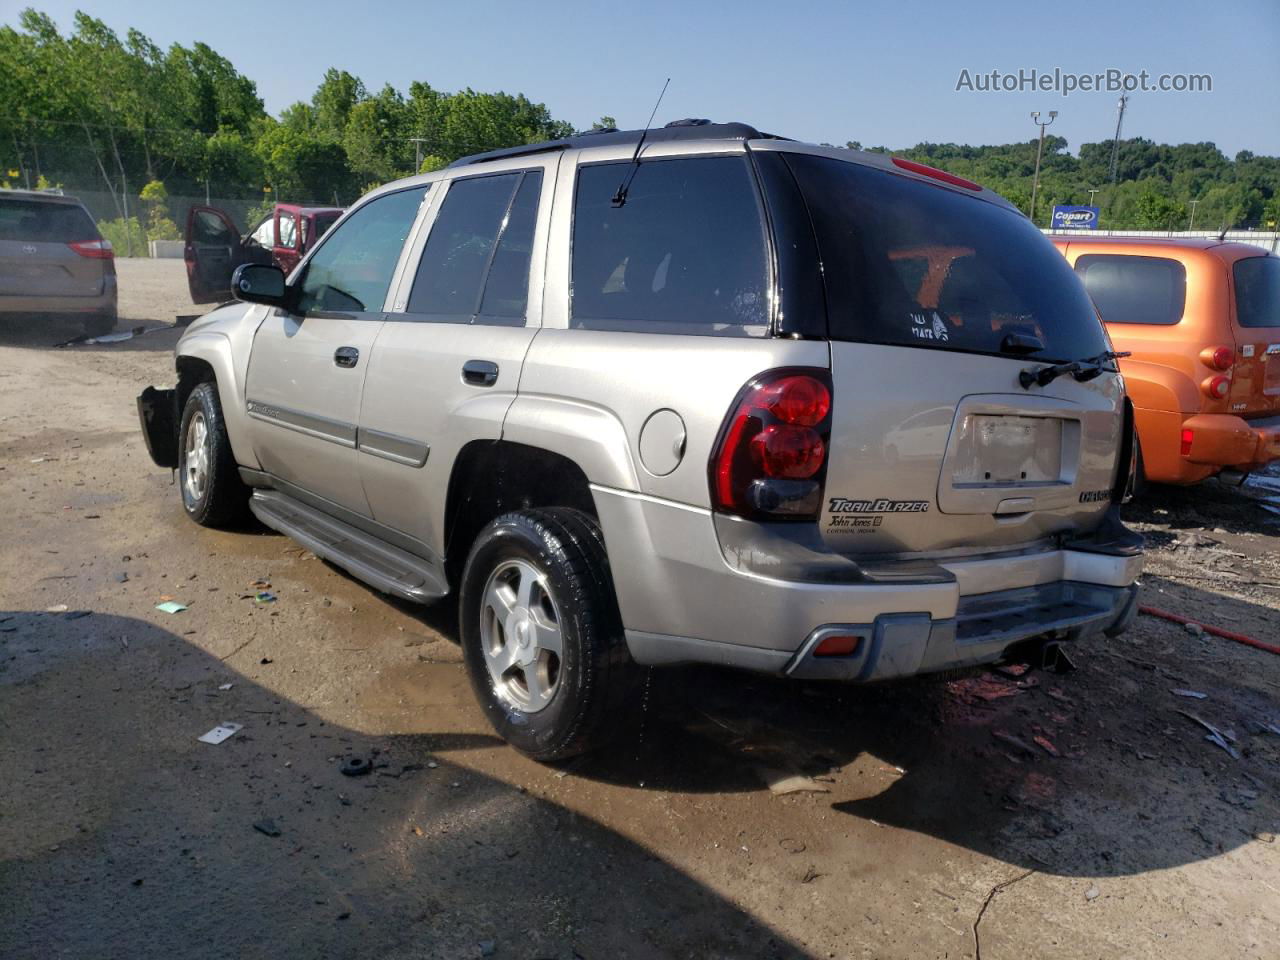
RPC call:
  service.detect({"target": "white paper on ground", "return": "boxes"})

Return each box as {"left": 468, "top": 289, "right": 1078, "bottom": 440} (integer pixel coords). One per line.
{"left": 197, "top": 722, "right": 243, "bottom": 745}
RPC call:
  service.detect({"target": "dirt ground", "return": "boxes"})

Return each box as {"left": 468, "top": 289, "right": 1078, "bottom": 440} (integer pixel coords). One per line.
{"left": 1, "top": 259, "right": 1278, "bottom": 960}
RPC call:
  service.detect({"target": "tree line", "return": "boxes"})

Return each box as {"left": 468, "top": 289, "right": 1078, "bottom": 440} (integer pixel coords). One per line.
{"left": 2, "top": 7, "right": 1277, "bottom": 244}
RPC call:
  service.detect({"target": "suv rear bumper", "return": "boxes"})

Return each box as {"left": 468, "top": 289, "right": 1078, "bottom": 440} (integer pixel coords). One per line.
{"left": 592, "top": 485, "right": 1142, "bottom": 680}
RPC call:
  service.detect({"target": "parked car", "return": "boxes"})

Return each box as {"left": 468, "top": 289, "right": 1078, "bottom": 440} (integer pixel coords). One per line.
{"left": 185, "top": 202, "right": 343, "bottom": 303}
{"left": 1054, "top": 237, "right": 1280, "bottom": 486}
{"left": 0, "top": 188, "right": 117, "bottom": 335}
{"left": 138, "top": 121, "right": 1143, "bottom": 760}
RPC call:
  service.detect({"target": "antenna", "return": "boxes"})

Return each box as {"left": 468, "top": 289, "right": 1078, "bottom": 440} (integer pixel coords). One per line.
{"left": 612, "top": 77, "right": 670, "bottom": 207}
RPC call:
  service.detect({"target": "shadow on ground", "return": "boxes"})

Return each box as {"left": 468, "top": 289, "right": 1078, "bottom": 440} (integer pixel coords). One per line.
{"left": 0, "top": 313, "right": 188, "bottom": 354}
{"left": 0, "top": 611, "right": 806, "bottom": 960}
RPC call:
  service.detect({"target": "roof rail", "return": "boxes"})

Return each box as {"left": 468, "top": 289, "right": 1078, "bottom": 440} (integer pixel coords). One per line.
{"left": 448, "top": 121, "right": 781, "bottom": 167}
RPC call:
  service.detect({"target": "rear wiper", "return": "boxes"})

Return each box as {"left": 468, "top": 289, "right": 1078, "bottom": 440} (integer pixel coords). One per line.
{"left": 1019, "top": 350, "right": 1130, "bottom": 390}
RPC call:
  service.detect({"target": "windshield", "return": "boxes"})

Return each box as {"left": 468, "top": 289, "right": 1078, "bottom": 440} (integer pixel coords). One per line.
{"left": 781, "top": 153, "right": 1109, "bottom": 363}
{"left": 0, "top": 197, "right": 98, "bottom": 243}
{"left": 1234, "top": 255, "right": 1280, "bottom": 329}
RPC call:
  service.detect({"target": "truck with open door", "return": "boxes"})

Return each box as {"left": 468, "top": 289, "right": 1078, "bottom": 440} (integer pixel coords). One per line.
{"left": 184, "top": 202, "right": 343, "bottom": 303}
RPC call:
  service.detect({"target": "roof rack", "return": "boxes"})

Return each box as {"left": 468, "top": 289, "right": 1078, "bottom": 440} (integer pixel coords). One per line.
{"left": 448, "top": 120, "right": 783, "bottom": 167}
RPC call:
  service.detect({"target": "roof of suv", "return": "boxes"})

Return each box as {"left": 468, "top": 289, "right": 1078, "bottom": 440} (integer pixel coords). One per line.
{"left": 440, "top": 119, "right": 1019, "bottom": 214}
{"left": 449, "top": 120, "right": 785, "bottom": 167}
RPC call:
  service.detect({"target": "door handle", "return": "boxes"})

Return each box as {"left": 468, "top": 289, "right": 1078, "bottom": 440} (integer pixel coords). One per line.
{"left": 462, "top": 359, "right": 499, "bottom": 387}
{"left": 334, "top": 346, "right": 359, "bottom": 369}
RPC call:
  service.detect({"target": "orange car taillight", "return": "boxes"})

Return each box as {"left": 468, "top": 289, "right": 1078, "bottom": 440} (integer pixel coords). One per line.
{"left": 1180, "top": 428, "right": 1195, "bottom": 456}
{"left": 1202, "top": 375, "right": 1231, "bottom": 400}
{"left": 711, "top": 370, "right": 832, "bottom": 519}
{"left": 1199, "top": 346, "right": 1234, "bottom": 371}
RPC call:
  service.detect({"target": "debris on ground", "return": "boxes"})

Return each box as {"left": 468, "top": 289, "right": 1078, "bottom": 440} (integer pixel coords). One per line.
{"left": 1033, "top": 735, "right": 1061, "bottom": 758}
{"left": 252, "top": 819, "right": 281, "bottom": 838}
{"left": 217, "top": 683, "right": 234, "bottom": 691}
{"left": 478, "top": 940, "right": 497, "bottom": 957}
{"left": 992, "top": 730, "right": 1038, "bottom": 758}
{"left": 1176, "top": 710, "right": 1241, "bottom": 759}
{"left": 45, "top": 604, "right": 69, "bottom": 613}
{"left": 1171, "top": 689, "right": 1208, "bottom": 699}
{"left": 197, "top": 722, "right": 243, "bottom": 745}
{"left": 1085, "top": 884, "right": 1100, "bottom": 901}
{"left": 757, "top": 767, "right": 831, "bottom": 796}
{"left": 340, "top": 756, "right": 372, "bottom": 777}
{"left": 155, "top": 601, "right": 187, "bottom": 614}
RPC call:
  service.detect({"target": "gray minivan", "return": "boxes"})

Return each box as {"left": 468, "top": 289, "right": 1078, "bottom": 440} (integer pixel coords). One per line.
{"left": 0, "top": 190, "right": 117, "bottom": 335}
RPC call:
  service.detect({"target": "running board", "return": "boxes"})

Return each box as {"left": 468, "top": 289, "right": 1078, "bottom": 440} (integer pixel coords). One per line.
{"left": 249, "top": 490, "right": 447, "bottom": 604}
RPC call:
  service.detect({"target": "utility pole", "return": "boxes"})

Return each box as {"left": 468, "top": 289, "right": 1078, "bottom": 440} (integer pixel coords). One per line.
{"left": 408, "top": 137, "right": 429, "bottom": 173}
{"left": 1108, "top": 94, "right": 1128, "bottom": 183}
{"left": 1188, "top": 198, "right": 1200, "bottom": 230}
{"left": 1088, "top": 188, "right": 1100, "bottom": 207}
{"left": 1029, "top": 110, "right": 1058, "bottom": 225}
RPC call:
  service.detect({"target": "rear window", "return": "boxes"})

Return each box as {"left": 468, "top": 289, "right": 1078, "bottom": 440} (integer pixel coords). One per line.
{"left": 0, "top": 198, "right": 98, "bottom": 243}
{"left": 1075, "top": 254, "right": 1186, "bottom": 326}
{"left": 1234, "top": 256, "right": 1280, "bottom": 329}
{"left": 782, "top": 154, "right": 1108, "bottom": 362}
{"left": 571, "top": 156, "right": 768, "bottom": 336}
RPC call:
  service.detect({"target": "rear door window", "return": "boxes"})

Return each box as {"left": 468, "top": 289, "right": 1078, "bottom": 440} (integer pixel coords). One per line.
{"left": 782, "top": 153, "right": 1108, "bottom": 362}
{"left": 406, "top": 170, "right": 541, "bottom": 324}
{"left": 571, "top": 157, "right": 769, "bottom": 336}
{"left": 1074, "top": 254, "right": 1187, "bottom": 326}
{"left": 1233, "top": 256, "right": 1280, "bottom": 329}
{"left": 0, "top": 198, "right": 98, "bottom": 243}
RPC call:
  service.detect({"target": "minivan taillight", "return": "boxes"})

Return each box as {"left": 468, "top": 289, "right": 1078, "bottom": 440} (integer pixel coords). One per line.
{"left": 710, "top": 370, "right": 833, "bottom": 519}
{"left": 68, "top": 239, "right": 113, "bottom": 259}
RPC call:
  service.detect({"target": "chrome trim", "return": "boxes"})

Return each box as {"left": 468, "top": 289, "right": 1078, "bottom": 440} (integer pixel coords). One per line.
{"left": 357, "top": 427, "right": 430, "bottom": 468}
{"left": 245, "top": 399, "right": 357, "bottom": 447}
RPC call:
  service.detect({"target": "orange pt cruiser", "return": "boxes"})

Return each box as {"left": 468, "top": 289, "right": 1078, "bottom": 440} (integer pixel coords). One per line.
{"left": 1054, "top": 237, "right": 1280, "bottom": 486}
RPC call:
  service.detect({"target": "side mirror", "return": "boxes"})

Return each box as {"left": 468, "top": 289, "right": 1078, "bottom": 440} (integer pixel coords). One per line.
{"left": 231, "top": 263, "right": 288, "bottom": 307}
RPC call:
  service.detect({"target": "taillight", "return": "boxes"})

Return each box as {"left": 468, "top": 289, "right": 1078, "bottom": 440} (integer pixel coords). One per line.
{"left": 1202, "top": 375, "right": 1231, "bottom": 400}
{"left": 1180, "top": 428, "right": 1195, "bottom": 457}
{"left": 1199, "top": 346, "right": 1234, "bottom": 371}
{"left": 68, "top": 239, "right": 113, "bottom": 259}
{"left": 711, "top": 370, "right": 833, "bottom": 519}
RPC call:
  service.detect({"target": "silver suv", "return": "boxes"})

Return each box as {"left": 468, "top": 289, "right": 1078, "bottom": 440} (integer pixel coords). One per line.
{"left": 138, "top": 121, "right": 1143, "bottom": 760}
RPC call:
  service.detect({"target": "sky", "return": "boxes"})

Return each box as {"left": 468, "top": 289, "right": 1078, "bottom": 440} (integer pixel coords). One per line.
{"left": 5, "top": 0, "right": 1278, "bottom": 156}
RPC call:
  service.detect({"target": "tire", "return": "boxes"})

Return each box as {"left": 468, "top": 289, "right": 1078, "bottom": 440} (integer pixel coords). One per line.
{"left": 178, "top": 381, "right": 249, "bottom": 527}
{"left": 459, "top": 508, "right": 636, "bottom": 761}
{"left": 83, "top": 311, "right": 116, "bottom": 337}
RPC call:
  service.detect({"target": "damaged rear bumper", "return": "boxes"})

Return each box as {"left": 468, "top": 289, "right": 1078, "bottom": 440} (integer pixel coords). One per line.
{"left": 137, "top": 386, "right": 178, "bottom": 468}
{"left": 784, "top": 580, "right": 1140, "bottom": 681}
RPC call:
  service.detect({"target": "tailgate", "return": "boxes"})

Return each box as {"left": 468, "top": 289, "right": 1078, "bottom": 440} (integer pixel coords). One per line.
{"left": 0, "top": 238, "right": 103, "bottom": 298}
{"left": 820, "top": 343, "right": 1122, "bottom": 555}
{"left": 1230, "top": 255, "right": 1280, "bottom": 418}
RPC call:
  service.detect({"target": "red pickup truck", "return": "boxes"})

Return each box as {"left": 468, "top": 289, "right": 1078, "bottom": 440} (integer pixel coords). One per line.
{"left": 184, "top": 202, "right": 343, "bottom": 303}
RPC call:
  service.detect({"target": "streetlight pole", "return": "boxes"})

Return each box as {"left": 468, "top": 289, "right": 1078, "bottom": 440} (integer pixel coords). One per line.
{"left": 1188, "top": 199, "right": 1200, "bottom": 230}
{"left": 1088, "top": 188, "right": 1099, "bottom": 207}
{"left": 408, "top": 138, "right": 429, "bottom": 173}
{"left": 1029, "top": 110, "right": 1058, "bottom": 225}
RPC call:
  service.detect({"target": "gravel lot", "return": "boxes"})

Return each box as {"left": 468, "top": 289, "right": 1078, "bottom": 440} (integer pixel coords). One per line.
{"left": 1, "top": 258, "right": 1278, "bottom": 959}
